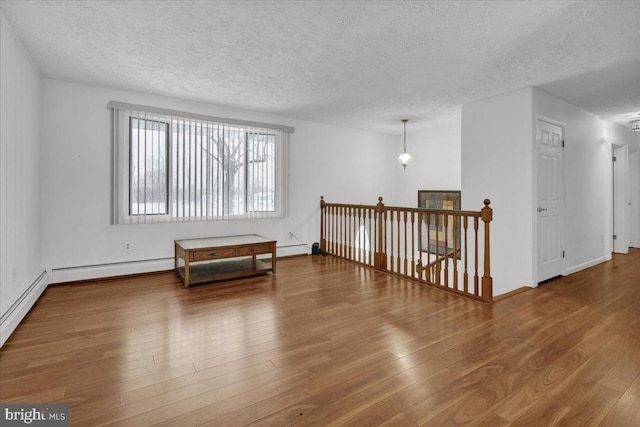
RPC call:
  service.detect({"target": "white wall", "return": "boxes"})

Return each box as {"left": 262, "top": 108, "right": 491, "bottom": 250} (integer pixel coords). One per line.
{"left": 392, "top": 115, "right": 462, "bottom": 207}
{"left": 461, "top": 87, "right": 534, "bottom": 296}
{"left": 0, "top": 12, "right": 46, "bottom": 345}
{"left": 41, "top": 79, "right": 395, "bottom": 281}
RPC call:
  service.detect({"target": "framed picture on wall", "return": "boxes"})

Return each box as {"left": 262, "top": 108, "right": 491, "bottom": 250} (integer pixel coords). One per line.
{"left": 418, "top": 190, "right": 461, "bottom": 256}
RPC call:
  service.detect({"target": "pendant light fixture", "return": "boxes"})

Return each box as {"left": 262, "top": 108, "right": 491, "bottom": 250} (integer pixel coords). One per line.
{"left": 630, "top": 116, "right": 640, "bottom": 132}
{"left": 398, "top": 119, "right": 412, "bottom": 169}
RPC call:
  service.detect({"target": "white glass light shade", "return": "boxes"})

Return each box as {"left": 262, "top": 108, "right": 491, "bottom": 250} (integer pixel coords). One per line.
{"left": 398, "top": 152, "right": 412, "bottom": 168}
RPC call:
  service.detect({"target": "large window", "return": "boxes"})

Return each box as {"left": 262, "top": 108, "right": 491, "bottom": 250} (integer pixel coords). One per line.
{"left": 110, "top": 103, "right": 292, "bottom": 224}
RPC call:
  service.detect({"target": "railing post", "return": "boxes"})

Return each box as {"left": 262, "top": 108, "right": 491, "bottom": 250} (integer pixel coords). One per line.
{"left": 375, "top": 197, "right": 386, "bottom": 271}
{"left": 320, "top": 196, "right": 326, "bottom": 253}
{"left": 481, "top": 199, "right": 493, "bottom": 302}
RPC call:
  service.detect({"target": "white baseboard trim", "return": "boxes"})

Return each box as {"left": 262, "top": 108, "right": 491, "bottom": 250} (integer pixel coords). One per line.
{"left": 0, "top": 270, "right": 50, "bottom": 347}
{"left": 564, "top": 254, "right": 612, "bottom": 275}
{"left": 50, "top": 244, "right": 310, "bottom": 284}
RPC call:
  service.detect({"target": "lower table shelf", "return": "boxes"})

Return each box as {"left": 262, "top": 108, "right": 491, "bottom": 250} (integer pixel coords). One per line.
{"left": 175, "top": 258, "right": 273, "bottom": 285}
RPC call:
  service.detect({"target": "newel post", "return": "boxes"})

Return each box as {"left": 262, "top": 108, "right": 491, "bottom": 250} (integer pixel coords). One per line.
{"left": 320, "top": 196, "right": 326, "bottom": 253}
{"left": 481, "top": 199, "right": 493, "bottom": 302}
{"left": 375, "top": 197, "right": 387, "bottom": 271}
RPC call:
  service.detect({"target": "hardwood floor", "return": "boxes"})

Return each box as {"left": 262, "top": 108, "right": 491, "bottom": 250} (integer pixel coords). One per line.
{"left": 1, "top": 250, "right": 639, "bottom": 426}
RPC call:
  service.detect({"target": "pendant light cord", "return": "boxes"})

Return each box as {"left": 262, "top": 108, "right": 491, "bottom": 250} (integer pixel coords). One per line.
{"left": 403, "top": 119, "right": 408, "bottom": 152}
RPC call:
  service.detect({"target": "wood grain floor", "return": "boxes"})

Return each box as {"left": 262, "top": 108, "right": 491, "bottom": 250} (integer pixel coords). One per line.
{"left": 1, "top": 250, "right": 639, "bottom": 426}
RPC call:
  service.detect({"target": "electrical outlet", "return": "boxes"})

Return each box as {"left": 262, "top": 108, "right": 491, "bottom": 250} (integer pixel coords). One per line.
{"left": 124, "top": 242, "right": 132, "bottom": 251}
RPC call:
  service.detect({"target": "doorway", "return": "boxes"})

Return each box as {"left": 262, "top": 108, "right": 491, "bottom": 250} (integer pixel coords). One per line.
{"left": 613, "top": 144, "right": 629, "bottom": 254}
{"left": 630, "top": 150, "right": 640, "bottom": 248}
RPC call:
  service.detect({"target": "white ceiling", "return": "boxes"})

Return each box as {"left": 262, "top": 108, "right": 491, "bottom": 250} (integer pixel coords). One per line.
{"left": 2, "top": 0, "right": 639, "bottom": 134}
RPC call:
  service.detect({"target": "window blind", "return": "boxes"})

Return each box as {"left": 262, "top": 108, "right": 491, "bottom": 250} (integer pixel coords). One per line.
{"left": 109, "top": 102, "right": 292, "bottom": 224}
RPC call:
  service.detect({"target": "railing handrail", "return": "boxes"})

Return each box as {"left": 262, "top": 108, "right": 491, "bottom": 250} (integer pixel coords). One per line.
{"left": 322, "top": 202, "right": 484, "bottom": 218}
{"left": 320, "top": 195, "right": 493, "bottom": 303}
{"left": 424, "top": 248, "right": 461, "bottom": 268}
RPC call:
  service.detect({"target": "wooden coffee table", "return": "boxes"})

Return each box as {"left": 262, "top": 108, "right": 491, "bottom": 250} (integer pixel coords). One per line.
{"left": 174, "top": 234, "right": 277, "bottom": 288}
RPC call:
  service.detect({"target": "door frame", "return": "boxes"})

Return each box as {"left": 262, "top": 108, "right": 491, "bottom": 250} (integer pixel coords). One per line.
{"left": 533, "top": 115, "right": 566, "bottom": 285}
{"left": 630, "top": 150, "right": 640, "bottom": 249}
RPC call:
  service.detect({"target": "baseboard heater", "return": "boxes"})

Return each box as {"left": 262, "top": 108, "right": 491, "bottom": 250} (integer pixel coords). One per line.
{"left": 0, "top": 270, "right": 49, "bottom": 347}
{"left": 50, "top": 244, "right": 309, "bottom": 284}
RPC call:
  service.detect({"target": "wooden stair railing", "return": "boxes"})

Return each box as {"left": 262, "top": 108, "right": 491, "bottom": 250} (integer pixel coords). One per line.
{"left": 320, "top": 196, "right": 493, "bottom": 303}
{"left": 420, "top": 247, "right": 461, "bottom": 284}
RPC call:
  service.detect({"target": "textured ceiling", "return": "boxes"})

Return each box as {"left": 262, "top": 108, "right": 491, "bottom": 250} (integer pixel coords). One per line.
{"left": 1, "top": 0, "right": 639, "bottom": 133}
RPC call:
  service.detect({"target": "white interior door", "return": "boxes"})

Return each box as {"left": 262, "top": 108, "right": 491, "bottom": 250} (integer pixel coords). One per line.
{"left": 537, "top": 120, "right": 564, "bottom": 282}
{"left": 613, "top": 145, "right": 629, "bottom": 254}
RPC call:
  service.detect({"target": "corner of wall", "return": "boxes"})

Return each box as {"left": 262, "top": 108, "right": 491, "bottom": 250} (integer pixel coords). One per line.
{"left": 0, "top": 11, "right": 45, "bottom": 347}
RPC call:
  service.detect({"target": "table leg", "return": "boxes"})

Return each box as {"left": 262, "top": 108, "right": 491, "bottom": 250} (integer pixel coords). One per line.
{"left": 272, "top": 244, "right": 277, "bottom": 274}
{"left": 184, "top": 255, "right": 190, "bottom": 288}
